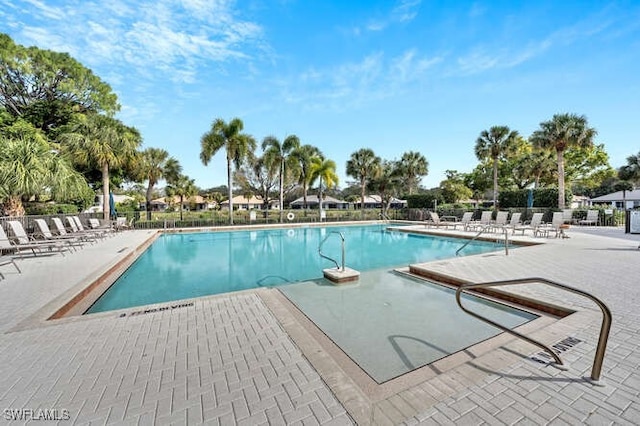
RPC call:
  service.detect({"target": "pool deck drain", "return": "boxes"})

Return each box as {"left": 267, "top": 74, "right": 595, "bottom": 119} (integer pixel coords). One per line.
{"left": 0, "top": 225, "right": 639, "bottom": 424}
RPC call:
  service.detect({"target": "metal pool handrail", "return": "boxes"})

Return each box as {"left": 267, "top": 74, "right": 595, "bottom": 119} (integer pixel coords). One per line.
{"left": 318, "top": 231, "right": 345, "bottom": 271}
{"left": 456, "top": 225, "right": 510, "bottom": 256}
{"left": 455, "top": 277, "right": 612, "bottom": 384}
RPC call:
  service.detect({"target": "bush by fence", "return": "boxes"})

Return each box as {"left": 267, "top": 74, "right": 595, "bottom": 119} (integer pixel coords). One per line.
{"left": 499, "top": 188, "right": 572, "bottom": 208}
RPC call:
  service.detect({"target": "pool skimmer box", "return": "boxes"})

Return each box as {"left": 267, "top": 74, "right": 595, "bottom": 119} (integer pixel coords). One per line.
{"left": 323, "top": 267, "right": 360, "bottom": 284}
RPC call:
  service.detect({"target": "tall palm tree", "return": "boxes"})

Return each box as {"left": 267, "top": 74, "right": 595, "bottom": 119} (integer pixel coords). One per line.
{"left": 60, "top": 113, "right": 141, "bottom": 220}
{"left": 474, "top": 125, "right": 519, "bottom": 208}
{"left": 0, "top": 134, "right": 89, "bottom": 216}
{"left": 530, "top": 114, "right": 597, "bottom": 209}
{"left": 310, "top": 157, "right": 338, "bottom": 219}
{"left": 166, "top": 174, "right": 197, "bottom": 221}
{"left": 291, "top": 144, "right": 323, "bottom": 211}
{"left": 346, "top": 148, "right": 381, "bottom": 217}
{"left": 200, "top": 118, "right": 256, "bottom": 225}
{"left": 397, "top": 151, "right": 429, "bottom": 195}
{"left": 140, "top": 148, "right": 181, "bottom": 220}
{"left": 262, "top": 135, "right": 300, "bottom": 222}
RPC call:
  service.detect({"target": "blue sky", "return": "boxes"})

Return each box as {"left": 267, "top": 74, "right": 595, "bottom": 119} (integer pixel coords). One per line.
{"left": 1, "top": 0, "right": 639, "bottom": 190}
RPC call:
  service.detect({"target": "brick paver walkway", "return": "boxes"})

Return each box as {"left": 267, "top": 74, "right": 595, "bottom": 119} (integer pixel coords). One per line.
{"left": 0, "top": 225, "right": 638, "bottom": 425}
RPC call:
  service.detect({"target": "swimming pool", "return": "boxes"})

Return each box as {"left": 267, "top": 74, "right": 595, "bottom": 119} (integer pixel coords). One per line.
{"left": 87, "top": 224, "right": 501, "bottom": 313}
{"left": 282, "top": 269, "right": 538, "bottom": 383}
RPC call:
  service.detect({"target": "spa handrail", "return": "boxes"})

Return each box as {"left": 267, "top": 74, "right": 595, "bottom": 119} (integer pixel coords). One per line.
{"left": 455, "top": 277, "right": 612, "bottom": 384}
{"left": 456, "top": 225, "right": 509, "bottom": 256}
{"left": 318, "top": 231, "right": 345, "bottom": 271}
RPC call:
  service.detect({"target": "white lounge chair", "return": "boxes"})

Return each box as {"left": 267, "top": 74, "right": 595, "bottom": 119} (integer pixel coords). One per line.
{"left": 52, "top": 218, "right": 98, "bottom": 244}
{"left": 427, "top": 212, "right": 457, "bottom": 229}
{"left": 506, "top": 212, "right": 522, "bottom": 232}
{"left": 452, "top": 212, "right": 474, "bottom": 231}
{"left": 33, "top": 219, "right": 85, "bottom": 251}
{"left": 579, "top": 210, "right": 599, "bottom": 226}
{"left": 67, "top": 216, "right": 108, "bottom": 239}
{"left": 0, "top": 227, "right": 23, "bottom": 277}
{"left": 514, "top": 213, "right": 545, "bottom": 236}
{"left": 5, "top": 221, "right": 68, "bottom": 256}
{"left": 550, "top": 212, "right": 570, "bottom": 238}
{"left": 469, "top": 211, "right": 493, "bottom": 231}
{"left": 489, "top": 211, "right": 509, "bottom": 232}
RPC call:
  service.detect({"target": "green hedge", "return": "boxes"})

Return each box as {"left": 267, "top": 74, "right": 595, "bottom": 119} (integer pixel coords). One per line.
{"left": 405, "top": 193, "right": 445, "bottom": 209}
{"left": 24, "top": 203, "right": 79, "bottom": 215}
{"left": 499, "top": 188, "right": 572, "bottom": 208}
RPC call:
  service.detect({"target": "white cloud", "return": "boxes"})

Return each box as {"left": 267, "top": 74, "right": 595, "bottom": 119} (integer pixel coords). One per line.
{"left": 278, "top": 49, "right": 440, "bottom": 111}
{"left": 7, "top": 0, "right": 266, "bottom": 88}
{"left": 392, "top": 0, "right": 421, "bottom": 23}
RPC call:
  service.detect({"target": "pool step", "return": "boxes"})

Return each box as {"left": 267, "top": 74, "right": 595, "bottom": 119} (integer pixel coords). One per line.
{"left": 323, "top": 267, "right": 360, "bottom": 284}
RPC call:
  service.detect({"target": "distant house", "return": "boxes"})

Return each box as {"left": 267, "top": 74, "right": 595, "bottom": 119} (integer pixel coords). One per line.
{"left": 84, "top": 194, "right": 134, "bottom": 213}
{"left": 150, "top": 195, "right": 214, "bottom": 212}
{"left": 589, "top": 189, "right": 640, "bottom": 209}
{"left": 353, "top": 195, "right": 407, "bottom": 209}
{"left": 290, "top": 195, "right": 349, "bottom": 209}
{"left": 219, "top": 195, "right": 268, "bottom": 210}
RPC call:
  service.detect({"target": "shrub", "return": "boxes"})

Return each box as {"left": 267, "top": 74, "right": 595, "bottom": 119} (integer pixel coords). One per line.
{"left": 499, "top": 188, "right": 572, "bottom": 208}
{"left": 24, "top": 203, "right": 79, "bottom": 215}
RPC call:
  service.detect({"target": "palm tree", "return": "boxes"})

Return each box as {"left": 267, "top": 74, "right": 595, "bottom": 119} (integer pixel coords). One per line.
{"left": 474, "top": 126, "right": 519, "bottom": 208}
{"left": 200, "top": 118, "right": 256, "bottom": 225}
{"left": 619, "top": 151, "right": 640, "bottom": 185}
{"left": 262, "top": 135, "right": 300, "bottom": 222}
{"left": 60, "top": 113, "right": 141, "bottom": 220}
{"left": 166, "top": 174, "right": 197, "bottom": 221}
{"left": 291, "top": 144, "right": 323, "bottom": 211}
{"left": 310, "top": 157, "right": 338, "bottom": 220}
{"left": 346, "top": 148, "right": 381, "bottom": 217}
{"left": 140, "top": 148, "right": 181, "bottom": 220}
{"left": 530, "top": 114, "right": 597, "bottom": 209}
{"left": 0, "top": 134, "right": 90, "bottom": 216}
{"left": 397, "top": 151, "right": 429, "bottom": 195}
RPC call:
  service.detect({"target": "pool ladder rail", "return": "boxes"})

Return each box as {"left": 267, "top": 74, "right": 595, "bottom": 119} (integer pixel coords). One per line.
{"left": 318, "top": 231, "right": 345, "bottom": 271}
{"left": 456, "top": 225, "right": 510, "bottom": 256}
{"left": 455, "top": 277, "right": 612, "bottom": 385}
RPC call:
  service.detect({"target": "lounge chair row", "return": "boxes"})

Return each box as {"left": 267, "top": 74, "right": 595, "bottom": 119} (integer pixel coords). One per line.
{"left": 427, "top": 211, "right": 572, "bottom": 238}
{"left": 0, "top": 216, "right": 116, "bottom": 277}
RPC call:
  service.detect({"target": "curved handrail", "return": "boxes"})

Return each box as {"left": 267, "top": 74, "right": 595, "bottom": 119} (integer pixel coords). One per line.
{"left": 318, "top": 231, "right": 345, "bottom": 271}
{"left": 455, "top": 277, "right": 612, "bottom": 384}
{"left": 456, "top": 225, "right": 509, "bottom": 256}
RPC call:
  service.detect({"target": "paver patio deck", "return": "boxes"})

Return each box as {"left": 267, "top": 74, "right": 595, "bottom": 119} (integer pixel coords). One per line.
{"left": 0, "top": 224, "right": 638, "bottom": 425}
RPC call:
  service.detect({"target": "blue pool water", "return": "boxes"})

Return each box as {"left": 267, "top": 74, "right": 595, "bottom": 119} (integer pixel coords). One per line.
{"left": 87, "top": 224, "right": 500, "bottom": 313}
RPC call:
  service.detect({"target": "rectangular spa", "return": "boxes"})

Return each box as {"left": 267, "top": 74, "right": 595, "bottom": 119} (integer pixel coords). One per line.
{"left": 86, "top": 224, "right": 501, "bottom": 313}
{"left": 281, "top": 269, "right": 538, "bottom": 383}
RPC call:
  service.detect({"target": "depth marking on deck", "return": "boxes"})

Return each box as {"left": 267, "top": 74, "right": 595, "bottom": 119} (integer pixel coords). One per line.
{"left": 118, "top": 302, "right": 194, "bottom": 318}
{"left": 529, "top": 336, "right": 582, "bottom": 365}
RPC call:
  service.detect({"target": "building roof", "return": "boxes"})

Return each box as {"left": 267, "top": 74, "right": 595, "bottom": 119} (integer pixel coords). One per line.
{"left": 290, "top": 195, "right": 348, "bottom": 205}
{"left": 220, "top": 195, "right": 267, "bottom": 206}
{"left": 151, "top": 195, "right": 208, "bottom": 205}
{"left": 590, "top": 189, "right": 640, "bottom": 202}
{"left": 354, "top": 195, "right": 407, "bottom": 204}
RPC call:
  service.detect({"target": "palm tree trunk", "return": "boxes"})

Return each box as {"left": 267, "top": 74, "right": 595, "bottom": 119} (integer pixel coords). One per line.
{"left": 303, "top": 183, "right": 308, "bottom": 216}
{"left": 319, "top": 177, "right": 323, "bottom": 221}
{"left": 2, "top": 195, "right": 25, "bottom": 217}
{"left": 361, "top": 180, "right": 365, "bottom": 219}
{"left": 227, "top": 156, "right": 233, "bottom": 225}
{"left": 557, "top": 149, "right": 565, "bottom": 209}
{"left": 102, "top": 163, "right": 110, "bottom": 221}
{"left": 492, "top": 158, "right": 498, "bottom": 209}
{"left": 146, "top": 182, "right": 154, "bottom": 220}
{"left": 180, "top": 195, "right": 184, "bottom": 221}
{"left": 279, "top": 160, "right": 284, "bottom": 223}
